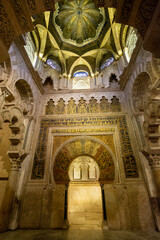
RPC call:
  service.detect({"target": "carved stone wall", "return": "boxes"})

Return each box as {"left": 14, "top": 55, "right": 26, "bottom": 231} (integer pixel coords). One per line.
{"left": 31, "top": 115, "right": 138, "bottom": 180}
{"left": 45, "top": 96, "right": 122, "bottom": 115}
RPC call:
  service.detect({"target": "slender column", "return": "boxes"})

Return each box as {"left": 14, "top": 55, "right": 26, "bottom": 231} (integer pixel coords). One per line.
{"left": 149, "top": 155, "right": 160, "bottom": 197}
{"left": 0, "top": 89, "right": 9, "bottom": 128}
{"left": 101, "top": 184, "right": 107, "bottom": 221}
{"left": 0, "top": 158, "right": 21, "bottom": 232}
{"left": 63, "top": 184, "right": 69, "bottom": 229}
{"left": 0, "top": 89, "right": 9, "bottom": 110}
{"left": 148, "top": 155, "right": 160, "bottom": 230}
{"left": 101, "top": 184, "right": 108, "bottom": 229}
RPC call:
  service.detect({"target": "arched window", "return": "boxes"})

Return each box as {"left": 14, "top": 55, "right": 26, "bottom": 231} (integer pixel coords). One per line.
{"left": 46, "top": 59, "right": 61, "bottom": 72}
{"left": 73, "top": 71, "right": 89, "bottom": 77}
{"left": 101, "top": 57, "right": 114, "bottom": 70}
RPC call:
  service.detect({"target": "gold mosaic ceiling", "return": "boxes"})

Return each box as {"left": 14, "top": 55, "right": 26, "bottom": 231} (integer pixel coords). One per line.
{"left": 31, "top": 0, "right": 129, "bottom": 75}
{"left": 55, "top": 0, "right": 104, "bottom": 45}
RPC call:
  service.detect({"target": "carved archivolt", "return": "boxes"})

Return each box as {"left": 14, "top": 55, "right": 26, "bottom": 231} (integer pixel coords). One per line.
{"left": 53, "top": 137, "right": 115, "bottom": 183}
{"left": 45, "top": 96, "right": 122, "bottom": 115}
{"left": 132, "top": 72, "right": 151, "bottom": 113}
{"left": 15, "top": 79, "right": 34, "bottom": 115}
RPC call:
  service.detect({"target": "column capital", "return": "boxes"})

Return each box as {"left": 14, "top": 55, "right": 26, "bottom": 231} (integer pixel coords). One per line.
{"left": 10, "top": 158, "right": 22, "bottom": 171}
{"left": 100, "top": 183, "right": 104, "bottom": 190}
{"left": 65, "top": 184, "right": 69, "bottom": 190}
{"left": 9, "top": 151, "right": 28, "bottom": 170}
{"left": 149, "top": 155, "right": 160, "bottom": 168}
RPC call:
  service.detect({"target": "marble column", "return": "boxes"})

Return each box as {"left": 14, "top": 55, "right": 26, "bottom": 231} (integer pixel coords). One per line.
{"left": 0, "top": 158, "right": 21, "bottom": 232}
{"left": 149, "top": 155, "right": 160, "bottom": 197}
{"left": 101, "top": 184, "right": 108, "bottom": 229}
{"left": 63, "top": 184, "right": 69, "bottom": 229}
{"left": 149, "top": 155, "right": 160, "bottom": 230}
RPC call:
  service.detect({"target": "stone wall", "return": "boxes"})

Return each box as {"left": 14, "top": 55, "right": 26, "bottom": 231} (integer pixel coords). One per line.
{"left": 104, "top": 182, "right": 155, "bottom": 231}
{"left": 19, "top": 184, "right": 65, "bottom": 229}
{"left": 19, "top": 180, "right": 155, "bottom": 230}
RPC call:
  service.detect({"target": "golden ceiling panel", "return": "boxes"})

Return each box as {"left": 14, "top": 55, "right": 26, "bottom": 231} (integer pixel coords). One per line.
{"left": 31, "top": 0, "right": 130, "bottom": 74}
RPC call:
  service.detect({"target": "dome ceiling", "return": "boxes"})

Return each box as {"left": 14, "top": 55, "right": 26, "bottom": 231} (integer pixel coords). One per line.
{"left": 55, "top": 0, "right": 104, "bottom": 45}
{"left": 31, "top": 0, "right": 129, "bottom": 76}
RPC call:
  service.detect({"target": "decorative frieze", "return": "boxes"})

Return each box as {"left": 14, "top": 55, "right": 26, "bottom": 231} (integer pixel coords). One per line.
{"left": 31, "top": 115, "right": 138, "bottom": 180}
{"left": 45, "top": 96, "right": 122, "bottom": 115}
{"left": 0, "top": 2, "right": 15, "bottom": 47}
{"left": 10, "top": 0, "right": 31, "bottom": 31}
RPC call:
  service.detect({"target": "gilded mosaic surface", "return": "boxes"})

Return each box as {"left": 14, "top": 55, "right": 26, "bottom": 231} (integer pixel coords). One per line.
{"left": 94, "top": 135, "right": 115, "bottom": 155}
{"left": 55, "top": 0, "right": 103, "bottom": 44}
{"left": 53, "top": 137, "right": 115, "bottom": 183}
{"left": 31, "top": 115, "right": 138, "bottom": 180}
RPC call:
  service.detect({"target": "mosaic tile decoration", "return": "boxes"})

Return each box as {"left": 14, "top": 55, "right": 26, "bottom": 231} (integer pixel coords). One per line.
{"left": 53, "top": 137, "right": 115, "bottom": 183}
{"left": 31, "top": 116, "right": 138, "bottom": 179}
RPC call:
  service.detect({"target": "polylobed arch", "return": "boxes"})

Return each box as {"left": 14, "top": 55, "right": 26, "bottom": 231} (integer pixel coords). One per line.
{"left": 52, "top": 136, "right": 117, "bottom": 184}
{"left": 68, "top": 155, "right": 100, "bottom": 181}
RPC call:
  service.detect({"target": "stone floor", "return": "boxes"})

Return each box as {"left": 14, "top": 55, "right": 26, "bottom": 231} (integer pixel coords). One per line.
{"left": 1, "top": 229, "right": 160, "bottom": 240}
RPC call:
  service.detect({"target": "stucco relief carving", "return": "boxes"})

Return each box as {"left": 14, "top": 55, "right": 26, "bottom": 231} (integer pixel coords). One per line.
{"left": 110, "top": 96, "right": 121, "bottom": 112}
{"left": 149, "top": 155, "right": 160, "bottom": 168}
{"left": 89, "top": 97, "right": 98, "bottom": 113}
{"left": 45, "top": 96, "right": 122, "bottom": 115}
{"left": 43, "top": 0, "right": 54, "bottom": 10}
{"left": 44, "top": 91, "right": 124, "bottom": 107}
{"left": 132, "top": 72, "right": 151, "bottom": 113}
{"left": 78, "top": 97, "right": 88, "bottom": 114}
{"left": 8, "top": 44, "right": 40, "bottom": 105}
{"left": 26, "top": 0, "right": 36, "bottom": 13}
{"left": 120, "top": 0, "right": 134, "bottom": 23}
{"left": 67, "top": 98, "right": 76, "bottom": 114}
{"left": 10, "top": 157, "right": 23, "bottom": 171}
{"left": 56, "top": 98, "right": 65, "bottom": 114}
{"left": 46, "top": 99, "right": 56, "bottom": 115}
{"left": 100, "top": 96, "right": 110, "bottom": 113}
{"left": 0, "top": 106, "right": 27, "bottom": 169}
{"left": 135, "top": 0, "right": 158, "bottom": 37}
{"left": 10, "top": 0, "right": 30, "bottom": 31}
{"left": 69, "top": 156, "right": 100, "bottom": 181}
{"left": 0, "top": 89, "right": 9, "bottom": 111}
{"left": 0, "top": 2, "right": 15, "bottom": 47}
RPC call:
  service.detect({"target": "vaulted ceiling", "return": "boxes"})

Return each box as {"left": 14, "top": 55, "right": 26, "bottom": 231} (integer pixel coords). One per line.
{"left": 31, "top": 0, "right": 129, "bottom": 75}
{"left": 0, "top": 0, "right": 159, "bottom": 64}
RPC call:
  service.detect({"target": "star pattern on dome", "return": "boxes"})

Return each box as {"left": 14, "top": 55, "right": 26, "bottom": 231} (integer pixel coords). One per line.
{"left": 55, "top": 0, "right": 103, "bottom": 44}
{"left": 31, "top": 1, "right": 129, "bottom": 76}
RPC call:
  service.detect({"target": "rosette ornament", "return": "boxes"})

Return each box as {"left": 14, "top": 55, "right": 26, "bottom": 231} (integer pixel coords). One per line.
{"left": 55, "top": 0, "right": 103, "bottom": 44}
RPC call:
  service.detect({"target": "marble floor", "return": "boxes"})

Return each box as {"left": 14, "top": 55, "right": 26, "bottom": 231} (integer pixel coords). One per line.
{"left": 1, "top": 229, "right": 160, "bottom": 240}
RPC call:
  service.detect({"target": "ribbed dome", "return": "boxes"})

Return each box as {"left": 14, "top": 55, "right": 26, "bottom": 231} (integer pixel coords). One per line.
{"left": 55, "top": 0, "right": 103, "bottom": 44}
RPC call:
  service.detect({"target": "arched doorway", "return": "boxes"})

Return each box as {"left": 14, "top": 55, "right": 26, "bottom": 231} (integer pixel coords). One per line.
{"left": 68, "top": 156, "right": 103, "bottom": 229}
{"left": 52, "top": 137, "right": 116, "bottom": 229}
